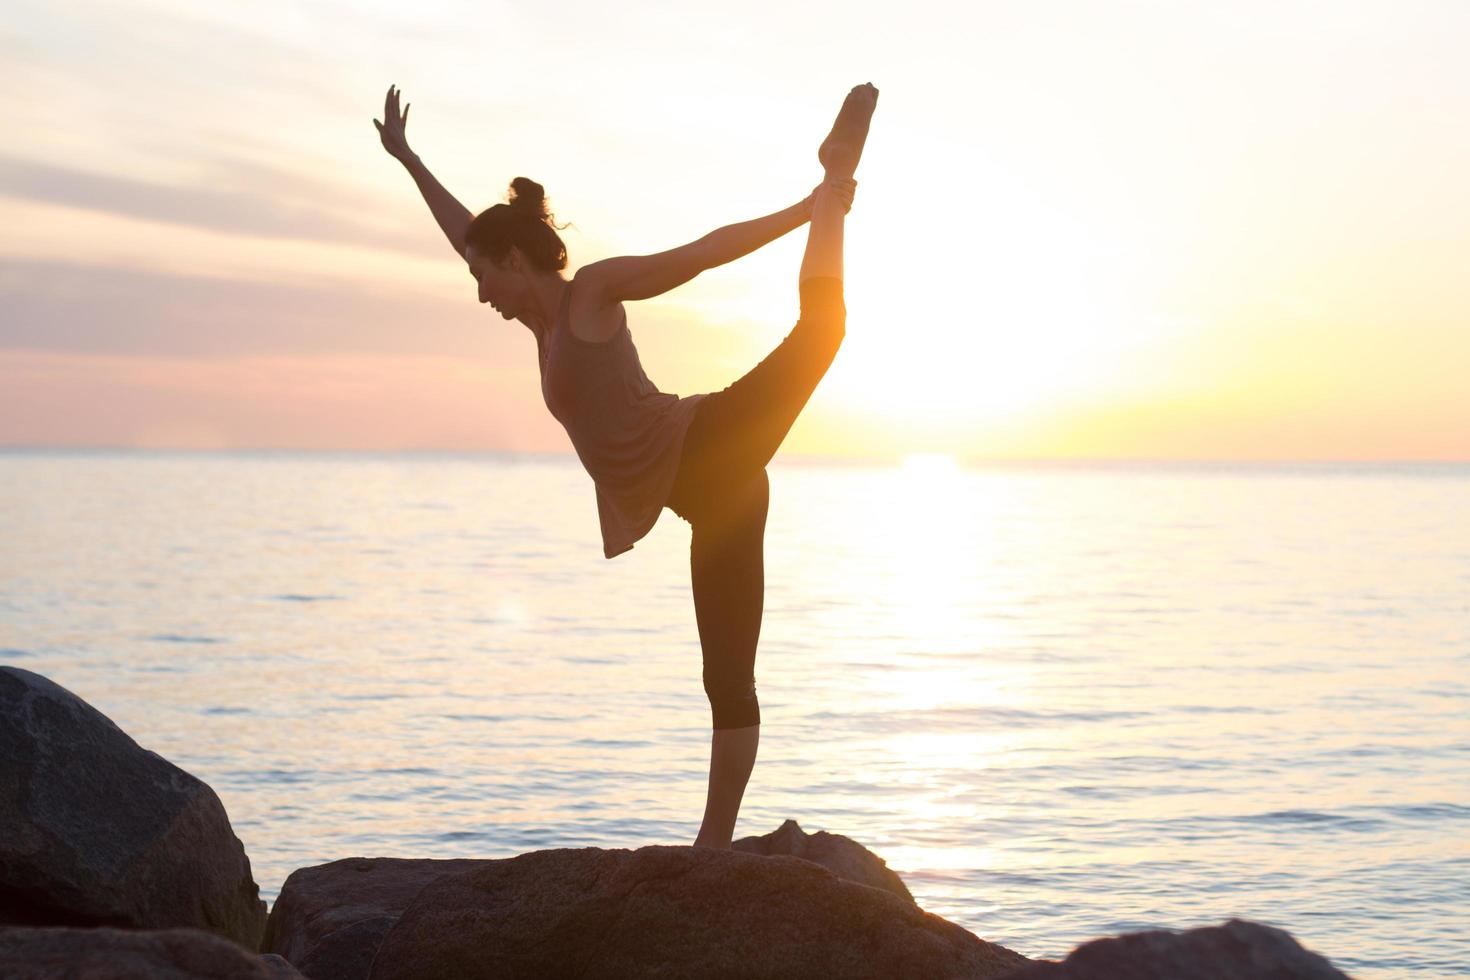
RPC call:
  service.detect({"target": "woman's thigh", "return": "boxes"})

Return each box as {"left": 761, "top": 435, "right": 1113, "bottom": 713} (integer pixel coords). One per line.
{"left": 687, "top": 467, "right": 769, "bottom": 729}
{"left": 670, "top": 277, "right": 845, "bottom": 501}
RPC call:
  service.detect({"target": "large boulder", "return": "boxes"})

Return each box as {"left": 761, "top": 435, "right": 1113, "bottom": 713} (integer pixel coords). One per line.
{"left": 262, "top": 857, "right": 484, "bottom": 980}
{"left": 262, "top": 823, "right": 931, "bottom": 979}
{"left": 1001, "top": 917, "right": 1354, "bottom": 979}
{"left": 0, "top": 667, "right": 268, "bottom": 950}
{"left": 733, "top": 818, "right": 914, "bottom": 904}
{"left": 367, "top": 844, "right": 1031, "bottom": 979}
{"left": 0, "top": 925, "right": 308, "bottom": 979}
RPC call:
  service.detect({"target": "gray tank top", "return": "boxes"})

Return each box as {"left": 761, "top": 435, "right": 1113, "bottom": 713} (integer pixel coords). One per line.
{"left": 539, "top": 279, "right": 708, "bottom": 559}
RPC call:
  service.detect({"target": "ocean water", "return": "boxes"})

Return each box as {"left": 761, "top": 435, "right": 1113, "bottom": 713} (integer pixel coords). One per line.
{"left": 2, "top": 450, "right": 1466, "bottom": 978}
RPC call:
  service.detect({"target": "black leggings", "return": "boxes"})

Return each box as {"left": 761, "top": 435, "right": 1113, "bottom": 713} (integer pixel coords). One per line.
{"left": 663, "top": 277, "right": 846, "bottom": 729}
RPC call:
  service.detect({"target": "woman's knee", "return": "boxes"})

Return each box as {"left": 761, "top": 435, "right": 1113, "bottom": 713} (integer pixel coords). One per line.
{"left": 705, "top": 674, "right": 761, "bottom": 729}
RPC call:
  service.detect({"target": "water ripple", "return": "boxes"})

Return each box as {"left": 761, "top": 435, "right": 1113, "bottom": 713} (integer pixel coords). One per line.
{"left": 6, "top": 453, "right": 1466, "bottom": 979}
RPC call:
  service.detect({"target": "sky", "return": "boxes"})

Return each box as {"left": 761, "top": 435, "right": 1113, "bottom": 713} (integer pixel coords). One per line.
{"left": 3, "top": 0, "right": 1467, "bottom": 461}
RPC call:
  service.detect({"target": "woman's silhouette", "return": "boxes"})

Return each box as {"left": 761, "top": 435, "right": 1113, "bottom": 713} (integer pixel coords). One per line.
{"left": 375, "top": 83, "right": 878, "bottom": 848}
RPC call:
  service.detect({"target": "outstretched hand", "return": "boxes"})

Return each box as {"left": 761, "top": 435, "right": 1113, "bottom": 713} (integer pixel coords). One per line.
{"left": 804, "top": 176, "right": 856, "bottom": 219}
{"left": 374, "top": 84, "right": 415, "bottom": 164}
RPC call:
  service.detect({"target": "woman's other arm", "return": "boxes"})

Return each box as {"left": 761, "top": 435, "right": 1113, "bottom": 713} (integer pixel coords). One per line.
{"left": 375, "top": 85, "right": 473, "bottom": 260}
{"left": 580, "top": 179, "right": 854, "bottom": 305}
{"left": 702, "top": 178, "right": 853, "bottom": 270}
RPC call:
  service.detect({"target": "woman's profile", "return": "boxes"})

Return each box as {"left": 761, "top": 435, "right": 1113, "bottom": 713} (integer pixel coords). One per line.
{"left": 374, "top": 82, "right": 878, "bottom": 848}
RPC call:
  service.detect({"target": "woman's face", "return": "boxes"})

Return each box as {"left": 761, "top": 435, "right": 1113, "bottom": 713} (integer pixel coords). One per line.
{"left": 465, "top": 244, "right": 522, "bottom": 322}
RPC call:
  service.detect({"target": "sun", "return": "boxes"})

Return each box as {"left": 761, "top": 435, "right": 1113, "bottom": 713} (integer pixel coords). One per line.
{"left": 814, "top": 163, "right": 1176, "bottom": 448}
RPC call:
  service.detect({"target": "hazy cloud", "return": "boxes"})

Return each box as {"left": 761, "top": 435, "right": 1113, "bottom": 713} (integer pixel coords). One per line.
{"left": 0, "top": 257, "right": 509, "bottom": 359}
{"left": 0, "top": 153, "right": 436, "bottom": 257}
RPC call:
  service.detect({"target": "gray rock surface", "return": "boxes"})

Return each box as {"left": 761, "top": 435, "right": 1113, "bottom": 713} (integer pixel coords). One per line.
{"left": 0, "top": 925, "right": 308, "bottom": 979}
{"left": 0, "top": 667, "right": 268, "bottom": 950}
{"left": 258, "top": 953, "right": 309, "bottom": 979}
{"left": 1000, "top": 917, "right": 1354, "bottom": 979}
{"left": 367, "top": 844, "right": 1031, "bottom": 979}
{"left": 262, "top": 821, "right": 946, "bottom": 979}
{"left": 733, "top": 818, "right": 914, "bottom": 904}
{"left": 261, "top": 856, "right": 484, "bottom": 980}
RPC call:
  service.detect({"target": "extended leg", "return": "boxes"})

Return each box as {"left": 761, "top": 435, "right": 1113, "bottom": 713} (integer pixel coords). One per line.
{"left": 800, "top": 177, "right": 847, "bottom": 284}
{"left": 669, "top": 195, "right": 848, "bottom": 493}
{"left": 664, "top": 88, "right": 876, "bottom": 491}
{"left": 803, "top": 81, "right": 876, "bottom": 281}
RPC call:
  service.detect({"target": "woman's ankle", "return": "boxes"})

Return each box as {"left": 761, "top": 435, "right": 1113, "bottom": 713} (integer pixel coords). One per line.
{"left": 819, "top": 143, "right": 861, "bottom": 181}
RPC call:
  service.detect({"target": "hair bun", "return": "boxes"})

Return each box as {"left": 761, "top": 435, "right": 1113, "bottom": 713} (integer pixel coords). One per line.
{"left": 508, "top": 177, "right": 548, "bottom": 220}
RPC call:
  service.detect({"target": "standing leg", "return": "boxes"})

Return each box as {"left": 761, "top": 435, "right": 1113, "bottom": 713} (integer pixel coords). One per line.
{"left": 687, "top": 469, "right": 768, "bottom": 848}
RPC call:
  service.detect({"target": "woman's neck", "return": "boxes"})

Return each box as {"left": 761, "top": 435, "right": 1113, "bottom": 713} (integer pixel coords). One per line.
{"left": 522, "top": 274, "right": 570, "bottom": 336}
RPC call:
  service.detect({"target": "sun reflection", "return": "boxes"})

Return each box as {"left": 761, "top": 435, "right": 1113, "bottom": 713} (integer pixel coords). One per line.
{"left": 850, "top": 456, "right": 1042, "bottom": 717}
{"left": 493, "top": 600, "right": 530, "bottom": 629}
{"left": 876, "top": 454, "right": 985, "bottom": 664}
{"left": 900, "top": 452, "right": 961, "bottom": 479}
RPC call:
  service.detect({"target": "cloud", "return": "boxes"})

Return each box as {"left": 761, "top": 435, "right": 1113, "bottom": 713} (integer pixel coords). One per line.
{"left": 0, "top": 347, "right": 567, "bottom": 452}
{"left": 0, "top": 256, "right": 507, "bottom": 359}
{"left": 0, "top": 153, "right": 432, "bottom": 257}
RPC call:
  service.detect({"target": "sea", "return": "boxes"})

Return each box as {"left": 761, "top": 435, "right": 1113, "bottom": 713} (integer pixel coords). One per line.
{"left": 2, "top": 449, "right": 1466, "bottom": 978}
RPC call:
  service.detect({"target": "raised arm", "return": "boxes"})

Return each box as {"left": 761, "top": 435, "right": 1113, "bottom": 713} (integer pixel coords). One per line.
{"left": 375, "top": 85, "right": 473, "bottom": 259}
{"left": 404, "top": 155, "right": 474, "bottom": 260}
{"left": 579, "top": 179, "right": 855, "bottom": 304}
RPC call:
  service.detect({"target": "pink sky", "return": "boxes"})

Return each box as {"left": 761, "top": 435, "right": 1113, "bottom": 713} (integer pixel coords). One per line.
{"left": 3, "top": 0, "right": 1467, "bottom": 460}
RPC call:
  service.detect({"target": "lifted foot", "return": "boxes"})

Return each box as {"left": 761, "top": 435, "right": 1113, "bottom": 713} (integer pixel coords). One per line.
{"left": 818, "top": 82, "right": 879, "bottom": 179}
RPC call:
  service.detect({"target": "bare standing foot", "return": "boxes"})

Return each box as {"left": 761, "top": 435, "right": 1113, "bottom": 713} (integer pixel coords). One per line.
{"left": 818, "top": 83, "right": 880, "bottom": 179}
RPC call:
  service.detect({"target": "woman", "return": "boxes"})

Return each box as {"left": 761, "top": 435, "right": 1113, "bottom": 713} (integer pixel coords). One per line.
{"left": 375, "top": 83, "right": 878, "bottom": 848}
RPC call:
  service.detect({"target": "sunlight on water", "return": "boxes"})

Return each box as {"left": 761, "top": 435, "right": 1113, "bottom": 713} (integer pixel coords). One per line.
{"left": 3, "top": 451, "right": 1467, "bottom": 978}
{"left": 899, "top": 451, "right": 961, "bottom": 478}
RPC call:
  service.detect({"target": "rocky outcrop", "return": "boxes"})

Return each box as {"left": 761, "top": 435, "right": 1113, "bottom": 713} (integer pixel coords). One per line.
{"left": 261, "top": 822, "right": 936, "bottom": 977}
{"left": 366, "top": 844, "right": 1032, "bottom": 980}
{"left": 0, "top": 925, "right": 308, "bottom": 979}
{"left": 1000, "top": 917, "right": 1355, "bottom": 979}
{"left": 261, "top": 857, "right": 485, "bottom": 980}
{"left": 0, "top": 666, "right": 1360, "bottom": 980}
{"left": 0, "top": 666, "right": 268, "bottom": 950}
{"left": 733, "top": 817, "right": 913, "bottom": 904}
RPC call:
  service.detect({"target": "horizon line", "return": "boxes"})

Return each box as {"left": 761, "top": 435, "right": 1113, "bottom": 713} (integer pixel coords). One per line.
{"left": 1, "top": 445, "right": 1467, "bottom": 469}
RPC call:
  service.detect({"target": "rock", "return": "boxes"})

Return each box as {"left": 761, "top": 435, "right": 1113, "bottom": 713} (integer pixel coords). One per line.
{"left": 262, "top": 822, "right": 929, "bottom": 978}
{"left": 1000, "top": 917, "right": 1354, "bottom": 979}
{"left": 368, "top": 844, "right": 1031, "bottom": 979}
{"left": 261, "top": 857, "right": 484, "bottom": 980}
{"left": 259, "top": 952, "right": 311, "bottom": 979}
{"left": 733, "top": 818, "right": 914, "bottom": 904}
{"left": 0, "top": 667, "right": 268, "bottom": 951}
{"left": 0, "top": 925, "right": 309, "bottom": 978}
